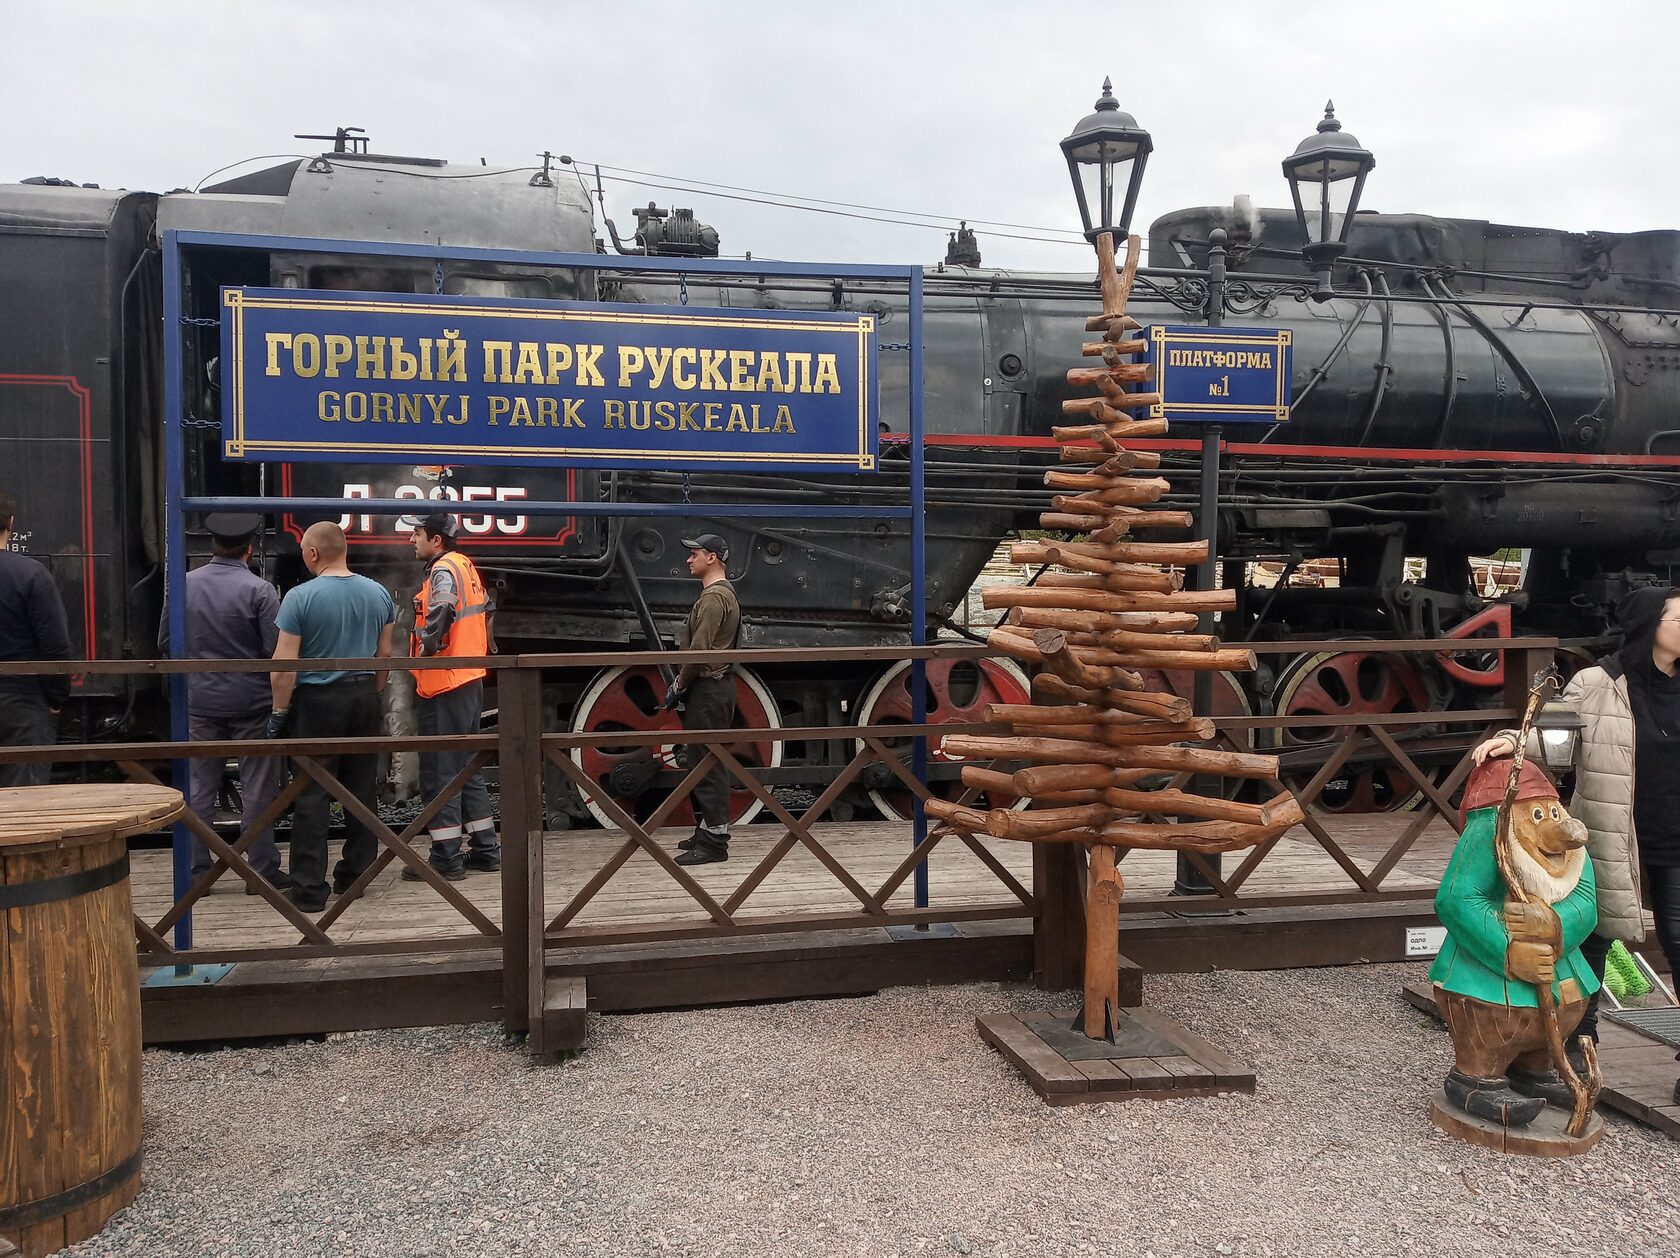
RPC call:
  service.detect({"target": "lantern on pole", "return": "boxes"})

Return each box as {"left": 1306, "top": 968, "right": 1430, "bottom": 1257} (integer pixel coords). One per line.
{"left": 1282, "top": 101, "right": 1375, "bottom": 299}
{"left": 1061, "top": 78, "right": 1152, "bottom": 243}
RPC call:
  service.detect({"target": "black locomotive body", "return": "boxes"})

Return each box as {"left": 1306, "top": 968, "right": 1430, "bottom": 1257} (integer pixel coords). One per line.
{"left": 0, "top": 184, "right": 162, "bottom": 734}
{"left": 1143, "top": 205, "right": 1680, "bottom": 643}
{"left": 4, "top": 149, "right": 1679, "bottom": 820}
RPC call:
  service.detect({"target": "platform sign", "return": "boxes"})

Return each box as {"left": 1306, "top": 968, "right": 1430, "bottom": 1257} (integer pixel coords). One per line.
{"left": 1141, "top": 325, "right": 1293, "bottom": 425}
{"left": 218, "top": 288, "right": 878, "bottom": 473}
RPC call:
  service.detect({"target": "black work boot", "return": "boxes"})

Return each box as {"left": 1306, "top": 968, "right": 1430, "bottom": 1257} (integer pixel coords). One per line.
{"left": 675, "top": 838, "right": 728, "bottom": 866}
{"left": 1508, "top": 1067, "right": 1576, "bottom": 1108}
{"left": 677, "top": 827, "right": 709, "bottom": 852}
{"left": 1444, "top": 1069, "right": 1546, "bottom": 1127}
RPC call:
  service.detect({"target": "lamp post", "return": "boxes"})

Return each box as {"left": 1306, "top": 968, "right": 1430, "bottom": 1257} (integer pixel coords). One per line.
{"left": 1060, "top": 78, "right": 1152, "bottom": 243}
{"left": 1282, "top": 101, "right": 1375, "bottom": 300}
{"left": 1178, "top": 230, "right": 1227, "bottom": 898}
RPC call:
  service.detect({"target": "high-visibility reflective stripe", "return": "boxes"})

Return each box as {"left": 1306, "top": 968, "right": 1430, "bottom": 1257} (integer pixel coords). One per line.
{"left": 427, "top": 825, "right": 465, "bottom": 840}
{"left": 464, "top": 817, "right": 496, "bottom": 833}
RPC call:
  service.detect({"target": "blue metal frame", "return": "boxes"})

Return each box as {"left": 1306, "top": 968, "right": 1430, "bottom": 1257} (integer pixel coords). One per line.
{"left": 162, "top": 233, "right": 192, "bottom": 950}
{"left": 161, "top": 229, "right": 932, "bottom": 946}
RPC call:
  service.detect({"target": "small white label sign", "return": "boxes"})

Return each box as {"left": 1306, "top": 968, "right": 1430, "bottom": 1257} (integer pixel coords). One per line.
{"left": 1406, "top": 926, "right": 1446, "bottom": 958}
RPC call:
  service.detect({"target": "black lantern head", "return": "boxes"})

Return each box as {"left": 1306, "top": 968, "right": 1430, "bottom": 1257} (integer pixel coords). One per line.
{"left": 1536, "top": 701, "right": 1586, "bottom": 772}
{"left": 1061, "top": 78, "right": 1153, "bottom": 243}
{"left": 1281, "top": 101, "right": 1375, "bottom": 299}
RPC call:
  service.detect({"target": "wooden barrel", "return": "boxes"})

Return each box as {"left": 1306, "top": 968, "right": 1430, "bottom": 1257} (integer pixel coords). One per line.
{"left": 0, "top": 783, "right": 181, "bottom": 1258}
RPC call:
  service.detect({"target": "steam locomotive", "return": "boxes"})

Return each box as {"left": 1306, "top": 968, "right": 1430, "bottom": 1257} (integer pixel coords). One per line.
{"left": 3, "top": 142, "right": 1677, "bottom": 822}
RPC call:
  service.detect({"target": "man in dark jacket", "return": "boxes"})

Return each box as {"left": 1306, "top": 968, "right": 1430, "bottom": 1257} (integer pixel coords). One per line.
{"left": 0, "top": 492, "right": 72, "bottom": 786}
{"left": 667, "top": 533, "right": 741, "bottom": 865}
{"left": 161, "top": 513, "right": 288, "bottom": 891}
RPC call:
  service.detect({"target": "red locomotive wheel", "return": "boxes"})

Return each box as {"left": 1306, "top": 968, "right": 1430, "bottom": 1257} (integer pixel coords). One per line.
{"left": 852, "top": 657, "right": 1031, "bottom": 823}
{"left": 568, "top": 665, "right": 782, "bottom": 829}
{"left": 1272, "top": 651, "right": 1434, "bottom": 813}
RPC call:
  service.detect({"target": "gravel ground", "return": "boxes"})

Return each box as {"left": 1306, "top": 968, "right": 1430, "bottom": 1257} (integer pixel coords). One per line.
{"left": 72, "top": 963, "right": 1680, "bottom": 1258}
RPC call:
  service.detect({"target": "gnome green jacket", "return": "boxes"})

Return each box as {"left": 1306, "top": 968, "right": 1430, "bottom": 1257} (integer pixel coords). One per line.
{"left": 1428, "top": 806, "right": 1601, "bottom": 1008}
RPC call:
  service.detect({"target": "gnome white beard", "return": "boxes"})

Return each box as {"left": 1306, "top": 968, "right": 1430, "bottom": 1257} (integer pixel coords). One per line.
{"left": 1509, "top": 841, "right": 1586, "bottom": 905}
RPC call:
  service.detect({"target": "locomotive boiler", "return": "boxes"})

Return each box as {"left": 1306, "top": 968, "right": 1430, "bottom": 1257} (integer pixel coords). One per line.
{"left": 3, "top": 143, "right": 1678, "bottom": 823}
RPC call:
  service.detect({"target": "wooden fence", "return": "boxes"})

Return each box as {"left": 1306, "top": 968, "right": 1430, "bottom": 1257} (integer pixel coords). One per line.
{"left": 0, "top": 638, "right": 1559, "bottom": 1047}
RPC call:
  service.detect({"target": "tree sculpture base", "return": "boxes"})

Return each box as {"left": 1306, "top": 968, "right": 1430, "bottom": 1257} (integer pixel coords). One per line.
{"left": 1428, "top": 1089, "right": 1604, "bottom": 1156}
{"left": 977, "top": 1006, "right": 1255, "bottom": 1106}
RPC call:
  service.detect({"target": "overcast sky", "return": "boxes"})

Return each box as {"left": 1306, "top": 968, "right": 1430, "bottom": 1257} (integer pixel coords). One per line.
{"left": 4, "top": 0, "right": 1674, "bottom": 271}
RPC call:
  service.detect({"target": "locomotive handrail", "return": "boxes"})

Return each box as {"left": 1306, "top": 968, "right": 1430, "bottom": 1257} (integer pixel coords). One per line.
{"left": 1238, "top": 637, "right": 1557, "bottom": 654}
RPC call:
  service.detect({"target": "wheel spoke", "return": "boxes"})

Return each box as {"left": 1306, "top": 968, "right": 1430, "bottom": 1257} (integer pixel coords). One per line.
{"left": 854, "top": 659, "right": 1030, "bottom": 821}
{"left": 569, "top": 665, "right": 782, "bottom": 828}
{"left": 1276, "top": 651, "right": 1433, "bottom": 814}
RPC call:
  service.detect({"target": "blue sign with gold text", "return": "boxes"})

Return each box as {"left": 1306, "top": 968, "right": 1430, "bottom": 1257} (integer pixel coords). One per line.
{"left": 1141, "top": 325, "right": 1292, "bottom": 425}
{"left": 219, "top": 288, "right": 878, "bottom": 472}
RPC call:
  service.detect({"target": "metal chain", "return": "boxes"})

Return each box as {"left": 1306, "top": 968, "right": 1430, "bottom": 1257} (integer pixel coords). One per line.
{"left": 180, "top": 418, "right": 221, "bottom": 430}
{"left": 681, "top": 472, "right": 692, "bottom": 503}
{"left": 434, "top": 260, "right": 445, "bottom": 295}
{"left": 678, "top": 274, "right": 689, "bottom": 306}
{"left": 878, "top": 342, "right": 911, "bottom": 352}
{"left": 179, "top": 317, "right": 220, "bottom": 328}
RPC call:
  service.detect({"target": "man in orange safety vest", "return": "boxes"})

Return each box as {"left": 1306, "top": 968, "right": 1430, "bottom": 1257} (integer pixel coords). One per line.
{"left": 402, "top": 512, "right": 498, "bottom": 881}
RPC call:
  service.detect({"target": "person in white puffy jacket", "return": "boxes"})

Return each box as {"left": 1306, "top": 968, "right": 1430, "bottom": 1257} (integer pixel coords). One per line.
{"left": 1474, "top": 586, "right": 1680, "bottom": 1102}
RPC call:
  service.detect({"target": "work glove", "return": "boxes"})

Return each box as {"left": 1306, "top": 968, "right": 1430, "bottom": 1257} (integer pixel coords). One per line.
{"left": 662, "top": 683, "right": 684, "bottom": 712}
{"left": 265, "top": 709, "right": 291, "bottom": 739}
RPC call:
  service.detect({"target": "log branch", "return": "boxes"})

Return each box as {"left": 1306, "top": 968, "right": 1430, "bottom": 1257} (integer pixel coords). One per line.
{"left": 1101, "top": 786, "right": 1277, "bottom": 826}
{"left": 1030, "top": 673, "right": 1195, "bottom": 721}
{"left": 986, "top": 804, "right": 1114, "bottom": 840}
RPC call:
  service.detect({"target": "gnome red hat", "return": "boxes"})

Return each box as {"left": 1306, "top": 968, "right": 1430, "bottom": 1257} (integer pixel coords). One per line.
{"left": 1459, "top": 757, "right": 1560, "bottom": 829}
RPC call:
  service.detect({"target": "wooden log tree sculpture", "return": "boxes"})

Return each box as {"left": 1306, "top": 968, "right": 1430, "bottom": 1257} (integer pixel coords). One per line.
{"left": 927, "top": 233, "right": 1304, "bottom": 1044}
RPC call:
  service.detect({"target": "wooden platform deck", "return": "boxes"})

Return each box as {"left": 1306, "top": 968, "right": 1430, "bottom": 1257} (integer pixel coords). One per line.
{"left": 131, "top": 814, "right": 1461, "bottom": 954}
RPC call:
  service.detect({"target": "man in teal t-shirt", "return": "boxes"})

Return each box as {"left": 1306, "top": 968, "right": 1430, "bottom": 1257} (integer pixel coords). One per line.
{"left": 270, "top": 521, "right": 395, "bottom": 912}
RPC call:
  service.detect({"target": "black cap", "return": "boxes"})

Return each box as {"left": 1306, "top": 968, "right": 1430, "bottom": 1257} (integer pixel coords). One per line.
{"left": 397, "top": 511, "right": 460, "bottom": 538}
{"left": 681, "top": 533, "right": 730, "bottom": 561}
{"left": 204, "top": 512, "right": 261, "bottom": 543}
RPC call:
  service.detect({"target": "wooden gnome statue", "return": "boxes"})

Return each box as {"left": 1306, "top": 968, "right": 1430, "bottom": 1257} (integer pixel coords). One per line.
{"left": 1429, "top": 756, "right": 1602, "bottom": 1139}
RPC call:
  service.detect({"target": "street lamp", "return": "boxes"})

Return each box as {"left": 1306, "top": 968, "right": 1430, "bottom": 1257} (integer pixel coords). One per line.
{"left": 1535, "top": 701, "right": 1586, "bottom": 773}
{"left": 1281, "top": 101, "right": 1375, "bottom": 300}
{"left": 1061, "top": 78, "right": 1153, "bottom": 243}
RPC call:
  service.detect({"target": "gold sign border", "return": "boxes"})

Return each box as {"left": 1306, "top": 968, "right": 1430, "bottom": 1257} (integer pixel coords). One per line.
{"left": 1148, "top": 326, "right": 1294, "bottom": 424}
{"left": 222, "top": 291, "right": 877, "bottom": 471}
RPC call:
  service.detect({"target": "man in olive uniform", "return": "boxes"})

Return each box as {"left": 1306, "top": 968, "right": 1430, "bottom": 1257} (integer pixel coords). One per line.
{"left": 667, "top": 533, "right": 741, "bottom": 866}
